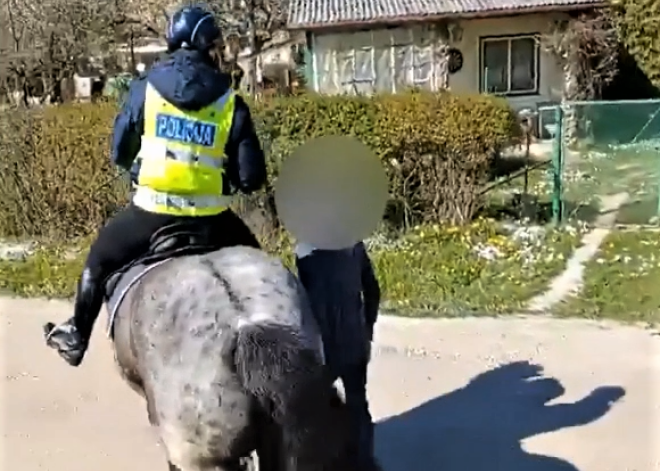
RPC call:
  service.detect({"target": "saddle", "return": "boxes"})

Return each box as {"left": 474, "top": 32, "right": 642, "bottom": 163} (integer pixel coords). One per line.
{"left": 104, "top": 222, "right": 223, "bottom": 336}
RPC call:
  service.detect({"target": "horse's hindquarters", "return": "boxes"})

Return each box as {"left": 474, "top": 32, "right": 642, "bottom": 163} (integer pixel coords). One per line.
{"left": 107, "top": 247, "right": 350, "bottom": 470}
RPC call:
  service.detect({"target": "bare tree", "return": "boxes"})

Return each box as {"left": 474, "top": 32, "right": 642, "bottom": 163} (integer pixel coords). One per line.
{"left": 0, "top": 0, "right": 169, "bottom": 105}
{"left": 543, "top": 9, "right": 619, "bottom": 101}
{"left": 117, "top": 0, "right": 169, "bottom": 37}
{"left": 208, "top": 0, "right": 289, "bottom": 96}
{"left": 1, "top": 0, "right": 289, "bottom": 104}
{"left": 1, "top": 0, "right": 124, "bottom": 104}
{"left": 106, "top": 0, "right": 290, "bottom": 95}
{"left": 543, "top": 8, "right": 619, "bottom": 145}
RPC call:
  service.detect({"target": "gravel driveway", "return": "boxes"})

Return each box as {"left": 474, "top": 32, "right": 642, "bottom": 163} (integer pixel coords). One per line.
{"left": 1, "top": 296, "right": 658, "bottom": 471}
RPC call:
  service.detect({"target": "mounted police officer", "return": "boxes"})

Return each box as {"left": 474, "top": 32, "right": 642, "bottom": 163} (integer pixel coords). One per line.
{"left": 43, "top": 5, "right": 267, "bottom": 367}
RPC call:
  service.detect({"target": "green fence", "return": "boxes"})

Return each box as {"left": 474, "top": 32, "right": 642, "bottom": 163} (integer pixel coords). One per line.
{"left": 544, "top": 99, "right": 660, "bottom": 226}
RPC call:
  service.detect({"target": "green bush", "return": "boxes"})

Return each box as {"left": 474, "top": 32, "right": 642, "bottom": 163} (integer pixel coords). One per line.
{"left": 0, "top": 90, "right": 518, "bottom": 239}
{"left": 254, "top": 90, "right": 520, "bottom": 225}
{"left": 614, "top": 0, "right": 660, "bottom": 89}
{"left": 0, "top": 102, "right": 129, "bottom": 239}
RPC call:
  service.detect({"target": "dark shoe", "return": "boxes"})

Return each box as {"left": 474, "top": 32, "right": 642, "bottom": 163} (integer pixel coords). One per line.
{"left": 43, "top": 267, "right": 104, "bottom": 366}
{"left": 43, "top": 319, "right": 88, "bottom": 367}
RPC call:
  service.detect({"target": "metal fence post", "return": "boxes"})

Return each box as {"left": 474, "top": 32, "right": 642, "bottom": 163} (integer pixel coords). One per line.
{"left": 656, "top": 142, "right": 660, "bottom": 223}
{"left": 552, "top": 105, "right": 564, "bottom": 225}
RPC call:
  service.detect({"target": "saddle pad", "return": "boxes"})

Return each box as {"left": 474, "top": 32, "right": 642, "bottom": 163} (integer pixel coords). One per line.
{"left": 105, "top": 259, "right": 171, "bottom": 337}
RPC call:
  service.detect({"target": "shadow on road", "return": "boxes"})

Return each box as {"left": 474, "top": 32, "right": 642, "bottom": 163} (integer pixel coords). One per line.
{"left": 375, "top": 361, "right": 625, "bottom": 471}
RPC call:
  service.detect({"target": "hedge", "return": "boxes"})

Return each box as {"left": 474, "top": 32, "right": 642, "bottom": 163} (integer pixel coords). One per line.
{"left": 0, "top": 101, "right": 129, "bottom": 239}
{"left": 614, "top": 0, "right": 660, "bottom": 89}
{"left": 0, "top": 91, "right": 519, "bottom": 240}
{"left": 255, "top": 91, "right": 519, "bottom": 225}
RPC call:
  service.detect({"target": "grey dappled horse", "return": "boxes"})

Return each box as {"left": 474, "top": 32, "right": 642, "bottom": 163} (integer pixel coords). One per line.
{"left": 109, "top": 245, "right": 379, "bottom": 471}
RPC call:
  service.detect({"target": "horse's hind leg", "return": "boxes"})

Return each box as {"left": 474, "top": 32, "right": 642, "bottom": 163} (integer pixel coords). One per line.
{"left": 241, "top": 454, "right": 258, "bottom": 471}
{"left": 256, "top": 417, "right": 285, "bottom": 471}
{"left": 167, "top": 460, "right": 247, "bottom": 471}
{"left": 167, "top": 454, "right": 252, "bottom": 471}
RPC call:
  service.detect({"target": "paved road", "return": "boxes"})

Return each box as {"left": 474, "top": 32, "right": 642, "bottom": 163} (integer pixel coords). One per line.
{"left": 1, "top": 296, "right": 659, "bottom": 471}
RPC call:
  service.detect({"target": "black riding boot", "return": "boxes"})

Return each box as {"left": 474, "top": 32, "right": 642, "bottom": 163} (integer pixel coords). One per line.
{"left": 72, "top": 268, "right": 105, "bottom": 342}
{"left": 44, "top": 268, "right": 104, "bottom": 366}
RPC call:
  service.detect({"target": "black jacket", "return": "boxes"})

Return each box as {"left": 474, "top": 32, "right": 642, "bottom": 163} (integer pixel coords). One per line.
{"left": 296, "top": 242, "right": 381, "bottom": 370}
{"left": 111, "top": 49, "right": 266, "bottom": 194}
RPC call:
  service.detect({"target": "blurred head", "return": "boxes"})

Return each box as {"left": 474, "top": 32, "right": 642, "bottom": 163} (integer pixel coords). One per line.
{"left": 165, "top": 5, "right": 221, "bottom": 54}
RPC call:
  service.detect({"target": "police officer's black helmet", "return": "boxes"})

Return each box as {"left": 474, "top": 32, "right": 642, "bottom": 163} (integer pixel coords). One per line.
{"left": 166, "top": 5, "right": 221, "bottom": 53}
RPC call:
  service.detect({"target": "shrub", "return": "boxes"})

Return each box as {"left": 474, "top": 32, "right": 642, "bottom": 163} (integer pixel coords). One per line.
{"left": 0, "top": 102, "right": 129, "bottom": 239}
{"left": 254, "top": 90, "right": 519, "bottom": 225}
{"left": 614, "top": 0, "right": 660, "bottom": 89}
{"left": 0, "top": 90, "right": 518, "bottom": 239}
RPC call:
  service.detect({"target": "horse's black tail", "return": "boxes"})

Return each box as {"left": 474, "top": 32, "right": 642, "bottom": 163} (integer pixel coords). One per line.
{"left": 228, "top": 323, "right": 335, "bottom": 451}
{"left": 229, "top": 323, "right": 381, "bottom": 471}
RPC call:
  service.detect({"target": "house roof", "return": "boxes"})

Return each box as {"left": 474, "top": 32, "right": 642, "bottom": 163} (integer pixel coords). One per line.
{"left": 287, "top": 0, "right": 603, "bottom": 30}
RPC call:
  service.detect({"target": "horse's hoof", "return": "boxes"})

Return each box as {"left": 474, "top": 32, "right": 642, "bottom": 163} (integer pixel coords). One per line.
{"left": 240, "top": 452, "right": 258, "bottom": 471}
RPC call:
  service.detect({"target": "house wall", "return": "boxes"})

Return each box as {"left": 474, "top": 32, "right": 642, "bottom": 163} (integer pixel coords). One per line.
{"left": 236, "top": 41, "right": 299, "bottom": 83}
{"left": 311, "top": 26, "right": 447, "bottom": 94}
{"left": 309, "top": 12, "right": 569, "bottom": 110}
{"left": 448, "top": 13, "right": 567, "bottom": 109}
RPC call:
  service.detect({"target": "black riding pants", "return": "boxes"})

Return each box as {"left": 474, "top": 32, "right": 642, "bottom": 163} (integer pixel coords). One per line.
{"left": 85, "top": 203, "right": 261, "bottom": 284}
{"left": 334, "top": 361, "right": 374, "bottom": 466}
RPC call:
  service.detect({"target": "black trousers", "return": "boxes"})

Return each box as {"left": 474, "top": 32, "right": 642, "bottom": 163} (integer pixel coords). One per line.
{"left": 85, "top": 203, "right": 261, "bottom": 283}
{"left": 334, "top": 361, "right": 374, "bottom": 465}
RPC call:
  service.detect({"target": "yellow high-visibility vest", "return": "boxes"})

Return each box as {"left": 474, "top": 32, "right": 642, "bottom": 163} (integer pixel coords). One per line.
{"left": 133, "top": 82, "right": 235, "bottom": 216}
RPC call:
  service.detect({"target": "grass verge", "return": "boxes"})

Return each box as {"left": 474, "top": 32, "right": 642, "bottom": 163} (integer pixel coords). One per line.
{"left": 486, "top": 146, "right": 660, "bottom": 225}
{"left": 565, "top": 147, "right": 660, "bottom": 225}
{"left": 553, "top": 229, "right": 660, "bottom": 324}
{"left": 0, "top": 233, "right": 295, "bottom": 299}
{"left": 372, "top": 220, "right": 583, "bottom": 315}
{"left": 0, "top": 220, "right": 582, "bottom": 315}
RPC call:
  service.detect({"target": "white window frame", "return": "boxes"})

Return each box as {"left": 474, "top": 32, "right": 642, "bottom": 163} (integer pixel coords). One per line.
{"left": 410, "top": 26, "right": 435, "bottom": 88}
{"left": 390, "top": 27, "right": 436, "bottom": 92}
{"left": 407, "top": 45, "right": 435, "bottom": 87}
{"left": 479, "top": 35, "right": 540, "bottom": 96}
{"left": 332, "top": 32, "right": 377, "bottom": 94}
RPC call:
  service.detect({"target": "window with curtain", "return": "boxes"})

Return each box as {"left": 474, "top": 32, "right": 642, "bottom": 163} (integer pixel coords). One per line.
{"left": 332, "top": 31, "right": 377, "bottom": 94}
{"left": 412, "top": 45, "right": 433, "bottom": 88}
{"left": 334, "top": 48, "right": 377, "bottom": 94}
{"left": 313, "top": 27, "right": 442, "bottom": 94}
{"left": 480, "top": 36, "right": 538, "bottom": 95}
{"left": 392, "top": 44, "right": 435, "bottom": 91}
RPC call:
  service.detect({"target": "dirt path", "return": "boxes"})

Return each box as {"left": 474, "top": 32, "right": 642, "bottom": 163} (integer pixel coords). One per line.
{"left": 1, "top": 296, "right": 658, "bottom": 471}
